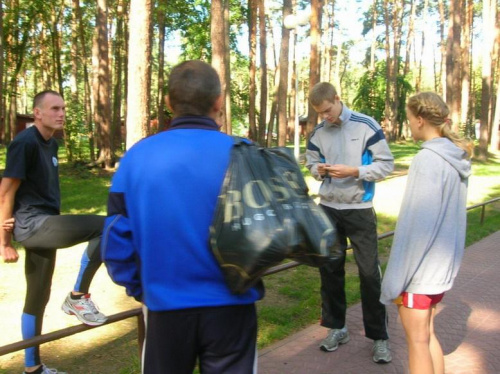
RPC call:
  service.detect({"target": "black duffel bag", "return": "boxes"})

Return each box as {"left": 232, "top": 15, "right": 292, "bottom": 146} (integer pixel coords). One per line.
{"left": 210, "top": 137, "right": 340, "bottom": 294}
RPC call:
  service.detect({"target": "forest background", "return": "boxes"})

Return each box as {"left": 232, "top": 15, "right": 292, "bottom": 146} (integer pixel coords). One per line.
{"left": 1, "top": 1, "right": 500, "bottom": 372}
{"left": 1, "top": 0, "right": 499, "bottom": 168}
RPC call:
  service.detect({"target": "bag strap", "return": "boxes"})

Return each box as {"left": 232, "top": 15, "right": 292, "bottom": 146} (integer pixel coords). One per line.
{"left": 230, "top": 135, "right": 253, "bottom": 146}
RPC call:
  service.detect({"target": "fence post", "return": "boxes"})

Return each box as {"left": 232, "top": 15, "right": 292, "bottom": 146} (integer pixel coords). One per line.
{"left": 137, "top": 308, "right": 145, "bottom": 361}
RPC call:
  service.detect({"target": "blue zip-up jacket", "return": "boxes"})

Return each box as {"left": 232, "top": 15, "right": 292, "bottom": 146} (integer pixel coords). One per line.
{"left": 306, "top": 105, "right": 394, "bottom": 210}
{"left": 102, "top": 116, "right": 263, "bottom": 311}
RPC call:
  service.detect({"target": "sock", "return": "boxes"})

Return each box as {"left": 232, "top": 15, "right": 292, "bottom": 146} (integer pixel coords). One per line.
{"left": 25, "top": 365, "right": 44, "bottom": 374}
{"left": 70, "top": 293, "right": 86, "bottom": 300}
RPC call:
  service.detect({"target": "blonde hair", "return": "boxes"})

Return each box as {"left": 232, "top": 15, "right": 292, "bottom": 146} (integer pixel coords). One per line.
{"left": 406, "top": 92, "right": 473, "bottom": 158}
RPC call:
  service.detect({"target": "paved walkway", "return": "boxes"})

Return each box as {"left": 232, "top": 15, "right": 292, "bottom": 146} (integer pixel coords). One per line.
{"left": 258, "top": 230, "right": 500, "bottom": 374}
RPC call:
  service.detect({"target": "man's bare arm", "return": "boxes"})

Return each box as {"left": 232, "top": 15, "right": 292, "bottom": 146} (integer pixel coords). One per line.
{"left": 0, "top": 177, "right": 21, "bottom": 262}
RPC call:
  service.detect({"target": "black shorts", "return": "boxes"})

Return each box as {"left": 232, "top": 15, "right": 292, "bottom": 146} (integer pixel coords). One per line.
{"left": 143, "top": 303, "right": 257, "bottom": 374}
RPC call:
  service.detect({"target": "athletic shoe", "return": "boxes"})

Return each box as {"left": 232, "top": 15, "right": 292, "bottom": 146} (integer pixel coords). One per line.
{"left": 23, "top": 364, "right": 67, "bottom": 374}
{"left": 319, "top": 326, "right": 350, "bottom": 352}
{"left": 61, "top": 292, "right": 107, "bottom": 326}
{"left": 373, "top": 339, "right": 392, "bottom": 363}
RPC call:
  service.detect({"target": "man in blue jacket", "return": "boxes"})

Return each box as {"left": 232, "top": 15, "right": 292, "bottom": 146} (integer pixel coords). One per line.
{"left": 102, "top": 60, "right": 263, "bottom": 374}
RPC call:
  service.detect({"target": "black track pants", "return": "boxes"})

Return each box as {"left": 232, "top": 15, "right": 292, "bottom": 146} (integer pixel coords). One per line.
{"left": 319, "top": 206, "right": 389, "bottom": 340}
{"left": 143, "top": 304, "right": 258, "bottom": 374}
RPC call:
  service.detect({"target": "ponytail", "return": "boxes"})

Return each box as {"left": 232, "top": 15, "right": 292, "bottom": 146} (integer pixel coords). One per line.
{"left": 440, "top": 123, "right": 473, "bottom": 159}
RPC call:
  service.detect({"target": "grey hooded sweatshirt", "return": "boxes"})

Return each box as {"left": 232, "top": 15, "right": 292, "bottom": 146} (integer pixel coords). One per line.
{"left": 380, "top": 137, "right": 471, "bottom": 305}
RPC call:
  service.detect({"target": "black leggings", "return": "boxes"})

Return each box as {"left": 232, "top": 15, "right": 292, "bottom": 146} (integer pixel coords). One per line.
{"left": 19, "top": 214, "right": 105, "bottom": 367}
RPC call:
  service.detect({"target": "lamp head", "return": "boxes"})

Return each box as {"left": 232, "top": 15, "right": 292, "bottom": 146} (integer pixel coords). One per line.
{"left": 284, "top": 14, "right": 298, "bottom": 29}
{"left": 296, "top": 11, "right": 311, "bottom": 26}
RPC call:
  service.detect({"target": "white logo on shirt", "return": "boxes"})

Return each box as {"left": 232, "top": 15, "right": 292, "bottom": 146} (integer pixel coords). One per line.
{"left": 52, "top": 157, "right": 58, "bottom": 167}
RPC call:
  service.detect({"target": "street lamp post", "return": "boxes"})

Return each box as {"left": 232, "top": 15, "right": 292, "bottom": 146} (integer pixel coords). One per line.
{"left": 284, "top": 12, "right": 310, "bottom": 161}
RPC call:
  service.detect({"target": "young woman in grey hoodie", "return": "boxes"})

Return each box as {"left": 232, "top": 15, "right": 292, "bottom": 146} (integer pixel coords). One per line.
{"left": 380, "top": 92, "right": 472, "bottom": 374}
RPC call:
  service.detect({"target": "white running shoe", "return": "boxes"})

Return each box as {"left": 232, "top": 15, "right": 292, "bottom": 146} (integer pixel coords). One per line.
{"left": 61, "top": 292, "right": 107, "bottom": 326}
{"left": 319, "top": 326, "right": 350, "bottom": 352}
{"left": 23, "top": 364, "right": 67, "bottom": 374}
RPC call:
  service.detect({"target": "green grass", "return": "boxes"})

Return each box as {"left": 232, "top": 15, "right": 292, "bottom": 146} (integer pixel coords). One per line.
{"left": 118, "top": 355, "right": 142, "bottom": 374}
{"left": 1, "top": 142, "right": 499, "bottom": 374}
{"left": 59, "top": 163, "right": 110, "bottom": 215}
{"left": 257, "top": 265, "right": 321, "bottom": 347}
{"left": 388, "top": 141, "right": 421, "bottom": 171}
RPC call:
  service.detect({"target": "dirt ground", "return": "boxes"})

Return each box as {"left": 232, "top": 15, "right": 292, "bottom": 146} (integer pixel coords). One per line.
{"left": 0, "top": 243, "right": 142, "bottom": 374}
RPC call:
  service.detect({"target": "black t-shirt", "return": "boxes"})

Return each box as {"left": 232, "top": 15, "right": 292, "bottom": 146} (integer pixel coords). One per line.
{"left": 3, "top": 126, "right": 60, "bottom": 241}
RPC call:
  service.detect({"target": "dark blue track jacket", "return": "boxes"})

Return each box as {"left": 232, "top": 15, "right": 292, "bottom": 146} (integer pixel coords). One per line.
{"left": 102, "top": 116, "right": 263, "bottom": 311}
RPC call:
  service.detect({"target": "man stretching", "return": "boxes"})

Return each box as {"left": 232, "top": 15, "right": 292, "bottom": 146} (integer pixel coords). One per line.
{"left": 0, "top": 90, "right": 107, "bottom": 374}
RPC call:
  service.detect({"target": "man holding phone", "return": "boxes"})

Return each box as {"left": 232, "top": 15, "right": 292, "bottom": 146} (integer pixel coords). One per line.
{"left": 306, "top": 82, "right": 394, "bottom": 364}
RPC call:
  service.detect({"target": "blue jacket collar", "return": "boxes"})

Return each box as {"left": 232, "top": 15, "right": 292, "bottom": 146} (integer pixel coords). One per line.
{"left": 169, "top": 116, "right": 220, "bottom": 131}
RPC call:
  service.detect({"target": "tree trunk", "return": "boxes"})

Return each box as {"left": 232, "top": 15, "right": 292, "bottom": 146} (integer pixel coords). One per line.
{"left": 248, "top": 0, "right": 257, "bottom": 140}
{"left": 125, "top": 0, "right": 152, "bottom": 149}
{"left": 224, "top": 0, "right": 232, "bottom": 134}
{"left": 40, "top": 29, "right": 52, "bottom": 89}
{"left": 92, "top": 0, "right": 114, "bottom": 167}
{"left": 67, "top": 0, "right": 82, "bottom": 162}
{"left": 112, "top": 0, "right": 126, "bottom": 149}
{"left": 50, "top": 7, "right": 64, "bottom": 97}
{"left": 73, "top": 0, "right": 95, "bottom": 160}
{"left": 306, "top": 0, "right": 322, "bottom": 138}
{"left": 157, "top": 1, "right": 166, "bottom": 132}
{"left": 490, "top": 8, "right": 500, "bottom": 152}
{"left": 403, "top": 0, "right": 415, "bottom": 77}
{"left": 370, "top": 0, "right": 377, "bottom": 71}
{"left": 122, "top": 10, "right": 130, "bottom": 146}
{"left": 445, "top": 0, "right": 462, "bottom": 133}
{"left": 5, "top": 3, "right": 30, "bottom": 142}
{"left": 288, "top": 27, "right": 296, "bottom": 142}
{"left": 49, "top": 6, "right": 65, "bottom": 156}
{"left": 277, "top": 0, "right": 291, "bottom": 147}
{"left": 383, "top": 0, "right": 393, "bottom": 139}
{"left": 492, "top": 68, "right": 500, "bottom": 152}
{"left": 0, "top": 2, "right": 4, "bottom": 143}
{"left": 460, "top": 0, "right": 473, "bottom": 132}
{"left": 438, "top": 0, "right": 446, "bottom": 97}
{"left": 323, "top": 1, "right": 335, "bottom": 82}
{"left": 8, "top": 95, "right": 16, "bottom": 142}
{"left": 488, "top": 5, "right": 499, "bottom": 148}
{"left": 211, "top": 0, "right": 228, "bottom": 132}
{"left": 391, "top": 0, "right": 403, "bottom": 139}
{"left": 266, "top": 30, "right": 279, "bottom": 148}
{"left": 478, "top": 0, "right": 497, "bottom": 158}
{"left": 258, "top": 0, "right": 267, "bottom": 145}
{"left": 267, "top": 98, "right": 278, "bottom": 148}
{"left": 70, "top": 0, "right": 80, "bottom": 101}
